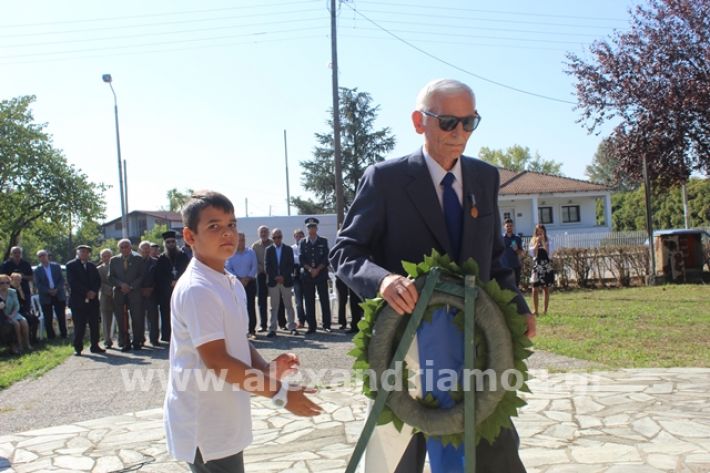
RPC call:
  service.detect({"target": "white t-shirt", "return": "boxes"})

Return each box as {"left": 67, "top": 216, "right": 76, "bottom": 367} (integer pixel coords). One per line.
{"left": 164, "top": 257, "right": 252, "bottom": 463}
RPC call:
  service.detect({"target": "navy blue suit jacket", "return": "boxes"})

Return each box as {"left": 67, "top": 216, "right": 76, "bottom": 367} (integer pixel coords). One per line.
{"left": 330, "top": 149, "right": 529, "bottom": 315}
{"left": 265, "top": 244, "right": 295, "bottom": 288}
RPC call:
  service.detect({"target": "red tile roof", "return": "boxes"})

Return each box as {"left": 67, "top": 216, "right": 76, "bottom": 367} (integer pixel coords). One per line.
{"left": 498, "top": 168, "right": 610, "bottom": 195}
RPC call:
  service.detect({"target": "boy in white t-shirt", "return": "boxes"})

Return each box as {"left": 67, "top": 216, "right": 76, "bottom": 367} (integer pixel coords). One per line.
{"left": 164, "top": 191, "right": 322, "bottom": 473}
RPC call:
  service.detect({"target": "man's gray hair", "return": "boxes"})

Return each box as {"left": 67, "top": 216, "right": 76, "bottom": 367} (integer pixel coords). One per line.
{"left": 10, "top": 246, "right": 22, "bottom": 254}
{"left": 257, "top": 225, "right": 269, "bottom": 233}
{"left": 415, "top": 79, "right": 475, "bottom": 111}
{"left": 100, "top": 248, "right": 113, "bottom": 257}
{"left": 118, "top": 238, "right": 132, "bottom": 247}
{"left": 139, "top": 240, "right": 152, "bottom": 249}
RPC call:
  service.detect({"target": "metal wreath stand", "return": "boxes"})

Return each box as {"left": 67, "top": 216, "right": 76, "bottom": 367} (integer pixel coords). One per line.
{"left": 345, "top": 268, "right": 516, "bottom": 473}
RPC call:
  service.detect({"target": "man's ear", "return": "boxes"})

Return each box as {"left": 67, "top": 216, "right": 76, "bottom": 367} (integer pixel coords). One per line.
{"left": 411, "top": 110, "right": 426, "bottom": 135}
{"left": 183, "top": 227, "right": 196, "bottom": 246}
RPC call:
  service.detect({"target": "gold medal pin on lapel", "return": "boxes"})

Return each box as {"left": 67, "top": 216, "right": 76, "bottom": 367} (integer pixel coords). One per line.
{"left": 468, "top": 194, "right": 479, "bottom": 218}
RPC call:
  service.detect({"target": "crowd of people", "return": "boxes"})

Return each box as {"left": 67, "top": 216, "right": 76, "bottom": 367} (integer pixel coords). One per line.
{"left": 0, "top": 218, "right": 361, "bottom": 356}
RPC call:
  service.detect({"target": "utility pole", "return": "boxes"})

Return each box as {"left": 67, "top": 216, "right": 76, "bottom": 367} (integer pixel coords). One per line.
{"left": 330, "top": 0, "right": 344, "bottom": 227}
{"left": 123, "top": 160, "right": 130, "bottom": 237}
{"left": 284, "top": 129, "right": 291, "bottom": 216}
{"left": 642, "top": 156, "right": 656, "bottom": 285}
{"left": 245, "top": 198, "right": 249, "bottom": 217}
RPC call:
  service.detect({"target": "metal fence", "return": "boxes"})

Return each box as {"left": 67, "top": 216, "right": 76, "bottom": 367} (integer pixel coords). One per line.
{"left": 521, "top": 228, "right": 710, "bottom": 250}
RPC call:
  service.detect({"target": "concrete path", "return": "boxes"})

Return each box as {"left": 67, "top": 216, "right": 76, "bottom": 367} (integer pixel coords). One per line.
{"left": 0, "top": 329, "right": 708, "bottom": 472}
{"left": 0, "top": 367, "right": 709, "bottom": 472}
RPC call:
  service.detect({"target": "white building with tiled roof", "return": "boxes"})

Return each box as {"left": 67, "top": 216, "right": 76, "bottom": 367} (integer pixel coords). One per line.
{"left": 497, "top": 168, "right": 613, "bottom": 237}
{"left": 101, "top": 210, "right": 183, "bottom": 241}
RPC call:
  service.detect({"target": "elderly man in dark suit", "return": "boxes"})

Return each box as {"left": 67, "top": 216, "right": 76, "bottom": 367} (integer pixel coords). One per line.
{"left": 264, "top": 228, "right": 297, "bottom": 337}
{"left": 66, "top": 245, "right": 103, "bottom": 355}
{"left": 33, "top": 249, "right": 67, "bottom": 339}
{"left": 108, "top": 239, "right": 145, "bottom": 352}
{"left": 330, "top": 79, "right": 536, "bottom": 473}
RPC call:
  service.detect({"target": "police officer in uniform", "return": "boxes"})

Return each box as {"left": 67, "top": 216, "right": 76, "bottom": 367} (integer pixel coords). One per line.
{"left": 299, "top": 217, "right": 332, "bottom": 333}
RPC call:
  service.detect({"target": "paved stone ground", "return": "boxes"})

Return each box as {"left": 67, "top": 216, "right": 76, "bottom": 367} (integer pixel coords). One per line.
{"left": 0, "top": 329, "right": 594, "bottom": 435}
{"left": 2, "top": 329, "right": 709, "bottom": 472}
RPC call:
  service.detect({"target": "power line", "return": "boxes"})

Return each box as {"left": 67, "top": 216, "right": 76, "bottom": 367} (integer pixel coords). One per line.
{"left": 0, "top": 0, "right": 319, "bottom": 28}
{"left": 0, "top": 8, "right": 323, "bottom": 39}
{"left": 354, "top": 7, "right": 626, "bottom": 30}
{"left": 354, "top": 1, "right": 628, "bottom": 23}
{"left": 0, "top": 34, "right": 327, "bottom": 66}
{"left": 339, "top": 25, "right": 593, "bottom": 46}
{"left": 1, "top": 16, "right": 325, "bottom": 49}
{"left": 339, "top": 17, "right": 607, "bottom": 38}
{"left": 0, "top": 26, "right": 327, "bottom": 60}
{"left": 339, "top": 33, "right": 568, "bottom": 53}
{"left": 341, "top": 3, "right": 578, "bottom": 105}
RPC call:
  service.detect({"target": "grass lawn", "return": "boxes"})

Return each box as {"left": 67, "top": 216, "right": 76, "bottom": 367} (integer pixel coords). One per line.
{"left": 529, "top": 284, "right": 710, "bottom": 368}
{"left": 0, "top": 338, "right": 74, "bottom": 390}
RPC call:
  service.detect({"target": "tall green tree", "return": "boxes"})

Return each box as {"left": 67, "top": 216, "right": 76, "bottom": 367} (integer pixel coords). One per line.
{"left": 612, "top": 177, "right": 710, "bottom": 230}
{"left": 478, "top": 145, "right": 563, "bottom": 175}
{"left": 585, "top": 138, "right": 639, "bottom": 191}
{"left": 294, "top": 87, "right": 396, "bottom": 214}
{"left": 166, "top": 188, "right": 194, "bottom": 212}
{"left": 566, "top": 0, "right": 710, "bottom": 187}
{"left": 0, "top": 95, "right": 107, "bottom": 259}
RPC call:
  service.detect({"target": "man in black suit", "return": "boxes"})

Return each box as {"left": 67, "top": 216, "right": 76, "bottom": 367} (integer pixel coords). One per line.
{"left": 155, "top": 231, "right": 190, "bottom": 343}
{"left": 66, "top": 245, "right": 104, "bottom": 355}
{"left": 330, "top": 79, "right": 536, "bottom": 473}
{"left": 264, "top": 228, "right": 297, "bottom": 337}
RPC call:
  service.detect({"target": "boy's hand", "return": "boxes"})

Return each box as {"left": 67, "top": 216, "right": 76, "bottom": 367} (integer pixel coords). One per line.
{"left": 270, "top": 353, "right": 300, "bottom": 380}
{"left": 285, "top": 386, "right": 323, "bottom": 417}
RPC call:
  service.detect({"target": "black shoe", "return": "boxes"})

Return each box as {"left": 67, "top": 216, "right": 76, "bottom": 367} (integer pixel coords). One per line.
{"left": 305, "top": 328, "right": 316, "bottom": 334}
{"left": 247, "top": 332, "right": 257, "bottom": 340}
{"left": 346, "top": 327, "right": 359, "bottom": 334}
{"left": 266, "top": 331, "right": 276, "bottom": 338}
{"left": 74, "top": 350, "right": 82, "bottom": 356}
{"left": 257, "top": 328, "right": 268, "bottom": 333}
{"left": 290, "top": 329, "right": 299, "bottom": 336}
{"left": 323, "top": 327, "right": 332, "bottom": 333}
{"left": 133, "top": 344, "right": 142, "bottom": 350}
{"left": 90, "top": 346, "right": 106, "bottom": 354}
{"left": 279, "top": 325, "right": 287, "bottom": 330}
{"left": 150, "top": 340, "right": 160, "bottom": 346}
{"left": 121, "top": 345, "right": 132, "bottom": 352}
{"left": 339, "top": 325, "right": 347, "bottom": 330}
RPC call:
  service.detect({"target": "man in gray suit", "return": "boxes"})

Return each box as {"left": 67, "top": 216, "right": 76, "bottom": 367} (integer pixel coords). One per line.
{"left": 330, "top": 79, "right": 536, "bottom": 473}
{"left": 97, "top": 249, "right": 115, "bottom": 348}
{"left": 108, "top": 239, "right": 145, "bottom": 352}
{"left": 33, "top": 249, "right": 67, "bottom": 339}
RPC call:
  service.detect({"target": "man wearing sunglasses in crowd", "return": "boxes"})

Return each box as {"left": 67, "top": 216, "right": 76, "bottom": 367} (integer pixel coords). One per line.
{"left": 331, "top": 79, "right": 536, "bottom": 473}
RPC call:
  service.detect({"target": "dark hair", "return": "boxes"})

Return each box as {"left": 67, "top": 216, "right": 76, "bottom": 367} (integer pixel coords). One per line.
{"left": 504, "top": 218, "right": 513, "bottom": 225}
{"left": 181, "top": 190, "right": 235, "bottom": 231}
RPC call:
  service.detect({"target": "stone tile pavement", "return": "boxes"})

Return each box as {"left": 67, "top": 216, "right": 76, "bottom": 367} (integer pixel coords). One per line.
{"left": 0, "top": 368, "right": 709, "bottom": 473}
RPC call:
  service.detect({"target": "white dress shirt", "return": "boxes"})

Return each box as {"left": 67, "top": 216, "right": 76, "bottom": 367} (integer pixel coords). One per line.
{"left": 422, "top": 146, "right": 463, "bottom": 208}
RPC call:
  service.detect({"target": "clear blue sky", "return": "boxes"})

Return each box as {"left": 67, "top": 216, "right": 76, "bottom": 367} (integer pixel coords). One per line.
{"left": 1, "top": 0, "right": 640, "bottom": 221}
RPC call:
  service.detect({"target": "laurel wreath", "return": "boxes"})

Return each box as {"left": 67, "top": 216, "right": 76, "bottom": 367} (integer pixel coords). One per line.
{"left": 348, "top": 250, "right": 533, "bottom": 447}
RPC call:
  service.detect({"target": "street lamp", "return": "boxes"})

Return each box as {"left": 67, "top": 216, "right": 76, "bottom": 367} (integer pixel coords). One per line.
{"left": 102, "top": 73, "right": 128, "bottom": 239}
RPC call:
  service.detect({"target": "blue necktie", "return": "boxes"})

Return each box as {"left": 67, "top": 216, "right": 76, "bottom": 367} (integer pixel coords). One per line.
{"left": 441, "top": 172, "right": 462, "bottom": 261}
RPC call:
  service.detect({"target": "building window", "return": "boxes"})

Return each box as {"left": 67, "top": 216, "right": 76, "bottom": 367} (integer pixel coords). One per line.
{"left": 562, "top": 205, "right": 580, "bottom": 223}
{"left": 114, "top": 222, "right": 122, "bottom": 231}
{"left": 538, "top": 207, "right": 553, "bottom": 224}
{"left": 137, "top": 217, "right": 147, "bottom": 235}
{"left": 503, "top": 211, "right": 513, "bottom": 221}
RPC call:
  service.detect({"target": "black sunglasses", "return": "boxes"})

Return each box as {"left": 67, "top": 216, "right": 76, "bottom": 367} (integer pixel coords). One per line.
{"left": 421, "top": 110, "right": 481, "bottom": 132}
